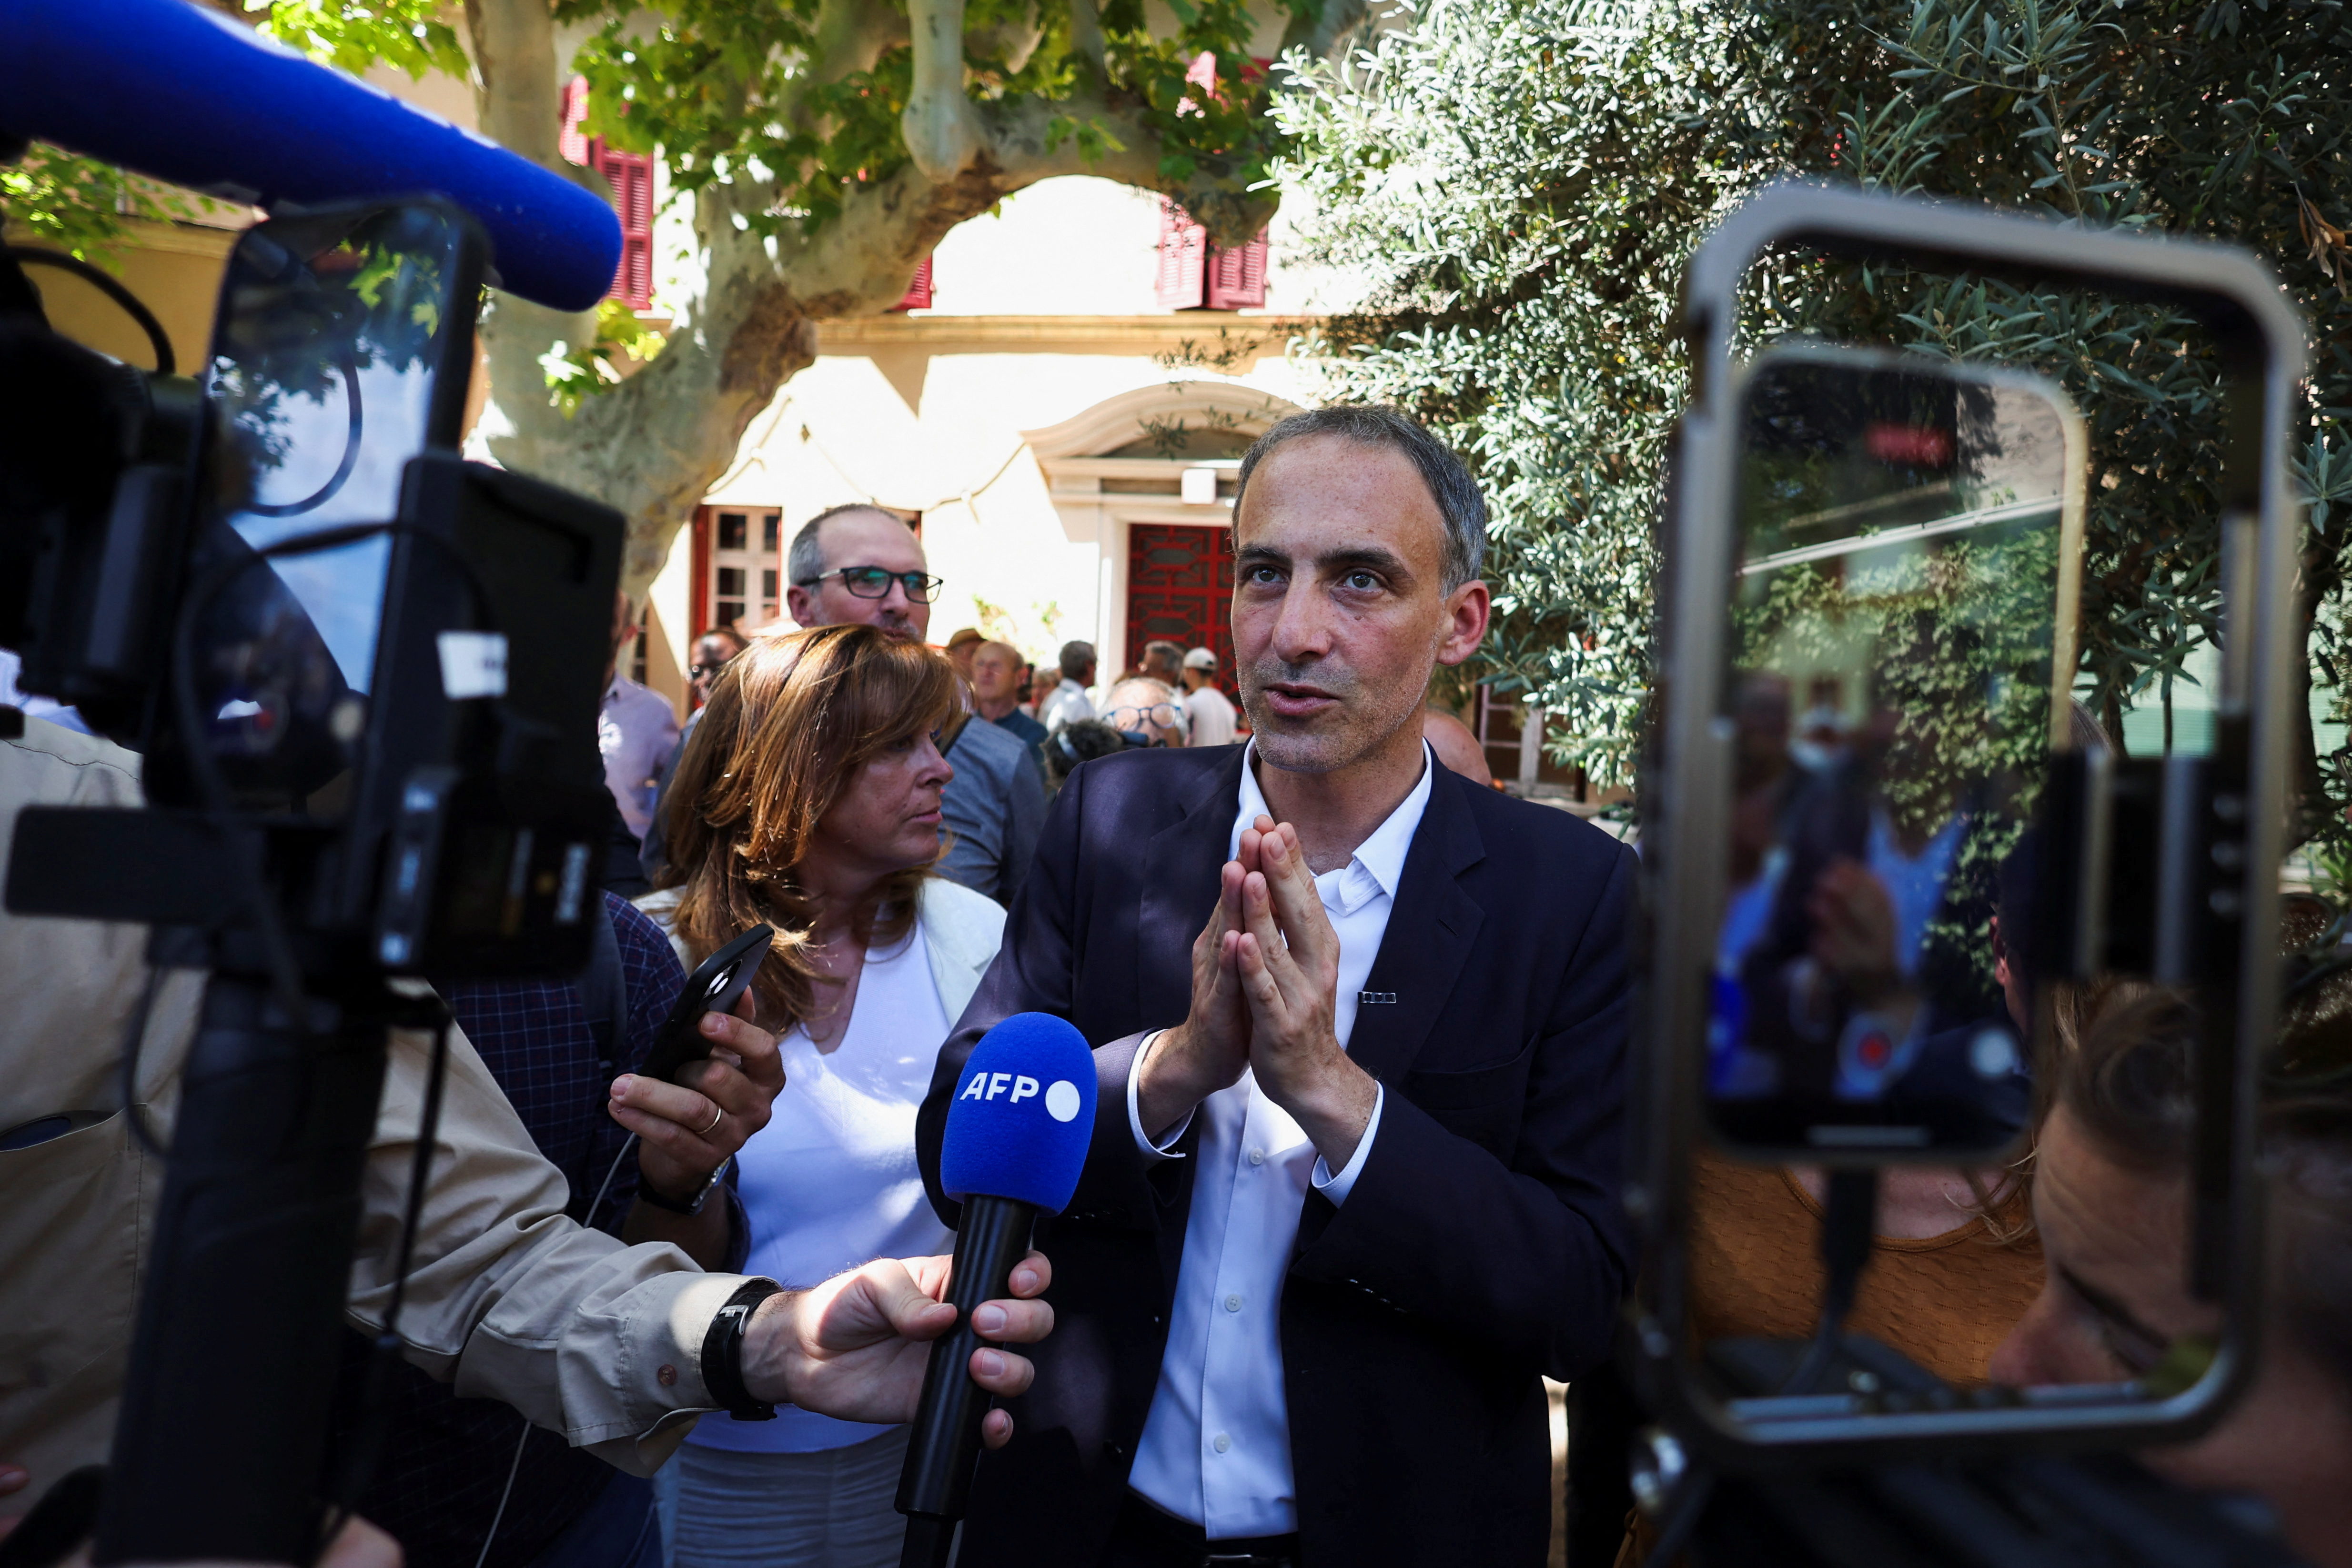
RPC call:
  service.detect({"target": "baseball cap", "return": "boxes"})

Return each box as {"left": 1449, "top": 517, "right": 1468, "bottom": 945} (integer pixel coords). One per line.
{"left": 1182, "top": 647, "right": 1217, "bottom": 671}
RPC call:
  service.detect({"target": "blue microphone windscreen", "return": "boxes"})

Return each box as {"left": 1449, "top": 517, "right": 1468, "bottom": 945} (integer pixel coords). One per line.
{"left": 939, "top": 1013, "right": 1098, "bottom": 1214}
{"left": 0, "top": 0, "right": 623, "bottom": 313}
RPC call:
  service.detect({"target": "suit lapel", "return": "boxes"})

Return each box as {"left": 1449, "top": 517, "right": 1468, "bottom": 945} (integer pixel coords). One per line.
{"left": 1346, "top": 770, "right": 1487, "bottom": 1086}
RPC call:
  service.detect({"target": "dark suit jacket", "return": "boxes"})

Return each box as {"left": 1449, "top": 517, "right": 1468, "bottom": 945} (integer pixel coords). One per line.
{"left": 916, "top": 744, "right": 1637, "bottom": 1568}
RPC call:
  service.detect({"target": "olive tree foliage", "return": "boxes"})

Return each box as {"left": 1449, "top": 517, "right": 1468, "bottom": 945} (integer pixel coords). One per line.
{"left": 9, "top": 0, "right": 1362, "bottom": 593}
{"left": 1274, "top": 0, "right": 2352, "bottom": 823}
{"left": 1271, "top": 1, "right": 1749, "bottom": 782}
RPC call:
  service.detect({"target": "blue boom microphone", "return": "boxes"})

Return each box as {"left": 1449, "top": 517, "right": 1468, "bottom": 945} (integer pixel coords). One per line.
{"left": 899, "top": 1013, "right": 1096, "bottom": 1568}
{"left": 0, "top": 0, "right": 622, "bottom": 312}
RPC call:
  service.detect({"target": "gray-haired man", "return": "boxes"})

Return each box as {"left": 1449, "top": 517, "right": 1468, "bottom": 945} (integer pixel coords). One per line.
{"left": 782, "top": 505, "right": 1046, "bottom": 907}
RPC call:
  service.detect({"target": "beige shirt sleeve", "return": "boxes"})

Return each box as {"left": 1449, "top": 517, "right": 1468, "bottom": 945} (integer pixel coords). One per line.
{"left": 348, "top": 997, "right": 756, "bottom": 1477}
{"left": 0, "top": 722, "right": 754, "bottom": 1486}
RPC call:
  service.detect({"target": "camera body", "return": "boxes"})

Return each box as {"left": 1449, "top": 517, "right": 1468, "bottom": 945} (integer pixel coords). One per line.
{"left": 1, "top": 198, "right": 621, "bottom": 978}
{"left": 0, "top": 197, "right": 626, "bottom": 1566}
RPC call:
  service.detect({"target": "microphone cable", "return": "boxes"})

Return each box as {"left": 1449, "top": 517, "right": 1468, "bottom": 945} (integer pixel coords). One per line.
{"left": 471, "top": 1130, "right": 641, "bottom": 1568}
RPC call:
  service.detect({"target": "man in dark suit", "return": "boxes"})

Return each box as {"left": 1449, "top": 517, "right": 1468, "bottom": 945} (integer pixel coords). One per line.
{"left": 917, "top": 405, "right": 1636, "bottom": 1568}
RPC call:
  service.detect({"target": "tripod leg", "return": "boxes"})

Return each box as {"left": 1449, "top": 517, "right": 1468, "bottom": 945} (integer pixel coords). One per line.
{"left": 95, "top": 973, "right": 390, "bottom": 1566}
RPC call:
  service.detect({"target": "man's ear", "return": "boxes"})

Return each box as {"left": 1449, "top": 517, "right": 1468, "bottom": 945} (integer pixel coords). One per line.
{"left": 786, "top": 583, "right": 818, "bottom": 629}
{"left": 1435, "top": 580, "right": 1491, "bottom": 668}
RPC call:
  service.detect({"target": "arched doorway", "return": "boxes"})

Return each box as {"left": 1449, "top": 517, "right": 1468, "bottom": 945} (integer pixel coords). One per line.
{"left": 1021, "top": 382, "right": 1299, "bottom": 687}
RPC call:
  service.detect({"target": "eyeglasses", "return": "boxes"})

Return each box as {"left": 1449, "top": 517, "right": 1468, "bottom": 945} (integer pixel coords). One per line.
{"left": 689, "top": 663, "right": 732, "bottom": 678}
{"left": 796, "top": 566, "right": 944, "bottom": 603}
{"left": 1107, "top": 703, "right": 1182, "bottom": 732}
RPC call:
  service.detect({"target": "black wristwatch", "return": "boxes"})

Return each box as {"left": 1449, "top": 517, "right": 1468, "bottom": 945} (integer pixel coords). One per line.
{"left": 701, "top": 1279, "right": 784, "bottom": 1420}
{"left": 637, "top": 1156, "right": 730, "bottom": 1216}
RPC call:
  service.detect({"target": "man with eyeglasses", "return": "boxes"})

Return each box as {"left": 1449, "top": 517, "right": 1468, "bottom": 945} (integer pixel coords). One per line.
{"left": 688, "top": 627, "right": 750, "bottom": 709}
{"left": 1101, "top": 676, "right": 1188, "bottom": 749}
{"left": 783, "top": 504, "right": 1046, "bottom": 907}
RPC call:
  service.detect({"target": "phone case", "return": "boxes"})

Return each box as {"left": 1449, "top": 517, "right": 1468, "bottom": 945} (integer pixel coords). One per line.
{"left": 637, "top": 923, "right": 775, "bottom": 1084}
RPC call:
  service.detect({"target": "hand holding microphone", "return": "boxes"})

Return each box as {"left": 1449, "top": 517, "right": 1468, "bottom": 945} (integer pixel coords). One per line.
{"left": 898, "top": 1013, "right": 1098, "bottom": 1568}
{"left": 734, "top": 1253, "right": 1054, "bottom": 1441}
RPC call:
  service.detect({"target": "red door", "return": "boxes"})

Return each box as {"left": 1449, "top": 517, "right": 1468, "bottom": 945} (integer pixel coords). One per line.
{"left": 1126, "top": 523, "right": 1241, "bottom": 708}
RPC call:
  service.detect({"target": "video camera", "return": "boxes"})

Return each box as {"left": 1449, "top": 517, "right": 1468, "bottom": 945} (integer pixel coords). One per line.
{"left": 1, "top": 200, "right": 622, "bottom": 977}
{"left": 0, "top": 6, "right": 637, "bottom": 1560}
{"left": 1632, "top": 183, "right": 2308, "bottom": 1564}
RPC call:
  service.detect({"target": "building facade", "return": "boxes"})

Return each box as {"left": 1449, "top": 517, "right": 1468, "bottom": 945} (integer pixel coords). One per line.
{"left": 649, "top": 176, "right": 1323, "bottom": 719}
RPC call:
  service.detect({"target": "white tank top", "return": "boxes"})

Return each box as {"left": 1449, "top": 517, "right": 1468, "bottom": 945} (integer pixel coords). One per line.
{"left": 687, "top": 920, "right": 956, "bottom": 1453}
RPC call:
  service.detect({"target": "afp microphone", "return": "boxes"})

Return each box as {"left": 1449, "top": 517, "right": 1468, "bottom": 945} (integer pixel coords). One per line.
{"left": 899, "top": 1013, "right": 1097, "bottom": 1568}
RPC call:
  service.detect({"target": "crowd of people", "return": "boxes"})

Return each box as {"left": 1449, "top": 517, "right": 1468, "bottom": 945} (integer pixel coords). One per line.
{"left": 4, "top": 402, "right": 2352, "bottom": 1568}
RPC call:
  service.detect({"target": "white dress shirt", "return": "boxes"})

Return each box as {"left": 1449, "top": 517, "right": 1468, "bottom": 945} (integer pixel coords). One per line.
{"left": 1123, "top": 740, "right": 1434, "bottom": 1538}
{"left": 691, "top": 924, "right": 954, "bottom": 1454}
{"left": 598, "top": 673, "right": 679, "bottom": 841}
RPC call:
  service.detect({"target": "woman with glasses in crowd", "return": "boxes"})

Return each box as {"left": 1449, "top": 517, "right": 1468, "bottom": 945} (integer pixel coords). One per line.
{"left": 636, "top": 624, "right": 1007, "bottom": 1568}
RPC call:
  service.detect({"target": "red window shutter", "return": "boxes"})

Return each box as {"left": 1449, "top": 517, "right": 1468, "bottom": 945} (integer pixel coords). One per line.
{"left": 564, "top": 79, "right": 655, "bottom": 309}
{"left": 1204, "top": 228, "right": 1268, "bottom": 309}
{"left": 1155, "top": 197, "right": 1207, "bottom": 309}
{"left": 559, "top": 77, "right": 592, "bottom": 165}
{"left": 689, "top": 505, "right": 712, "bottom": 642}
{"left": 596, "top": 144, "right": 655, "bottom": 309}
{"left": 889, "top": 255, "right": 934, "bottom": 312}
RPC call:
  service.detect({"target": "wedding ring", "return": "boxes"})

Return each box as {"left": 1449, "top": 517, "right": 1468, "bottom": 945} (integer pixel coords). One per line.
{"left": 699, "top": 1103, "right": 724, "bottom": 1136}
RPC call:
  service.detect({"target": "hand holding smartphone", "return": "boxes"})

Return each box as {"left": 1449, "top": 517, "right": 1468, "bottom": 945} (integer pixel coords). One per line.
{"left": 638, "top": 924, "right": 775, "bottom": 1084}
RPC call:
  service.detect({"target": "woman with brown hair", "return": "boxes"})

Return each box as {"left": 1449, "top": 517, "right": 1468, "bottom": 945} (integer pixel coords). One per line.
{"left": 636, "top": 624, "right": 1008, "bottom": 1568}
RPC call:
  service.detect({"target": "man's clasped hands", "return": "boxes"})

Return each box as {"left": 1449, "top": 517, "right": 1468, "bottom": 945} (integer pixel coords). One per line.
{"left": 1136, "top": 814, "right": 1380, "bottom": 1172}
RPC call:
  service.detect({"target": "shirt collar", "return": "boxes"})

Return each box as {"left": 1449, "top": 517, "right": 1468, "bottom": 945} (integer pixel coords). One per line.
{"left": 1230, "top": 738, "right": 1435, "bottom": 910}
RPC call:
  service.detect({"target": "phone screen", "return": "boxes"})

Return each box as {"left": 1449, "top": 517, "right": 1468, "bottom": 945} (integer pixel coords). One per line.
{"left": 1705, "top": 347, "right": 2082, "bottom": 1156}
{"left": 173, "top": 203, "right": 475, "bottom": 811}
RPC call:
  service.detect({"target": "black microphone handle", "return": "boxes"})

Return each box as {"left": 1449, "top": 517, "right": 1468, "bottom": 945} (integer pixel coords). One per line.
{"left": 896, "top": 1194, "right": 1039, "bottom": 1568}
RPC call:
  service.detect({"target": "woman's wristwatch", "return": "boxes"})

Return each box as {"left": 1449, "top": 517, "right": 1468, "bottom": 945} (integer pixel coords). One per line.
{"left": 636, "top": 1156, "right": 731, "bottom": 1216}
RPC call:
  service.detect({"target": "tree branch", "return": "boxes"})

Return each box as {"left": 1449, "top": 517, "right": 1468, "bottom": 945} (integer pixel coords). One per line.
{"left": 1068, "top": 0, "right": 1106, "bottom": 80}
{"left": 463, "top": 0, "right": 561, "bottom": 172}
{"left": 463, "top": 0, "right": 1310, "bottom": 598}
{"left": 800, "top": 0, "right": 909, "bottom": 128}
{"left": 977, "top": 91, "right": 1280, "bottom": 245}
{"left": 1280, "top": 0, "right": 1373, "bottom": 61}
{"left": 902, "top": 0, "right": 983, "bottom": 181}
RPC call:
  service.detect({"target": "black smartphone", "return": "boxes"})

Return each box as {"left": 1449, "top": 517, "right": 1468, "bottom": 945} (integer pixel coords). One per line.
{"left": 637, "top": 923, "right": 774, "bottom": 1084}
